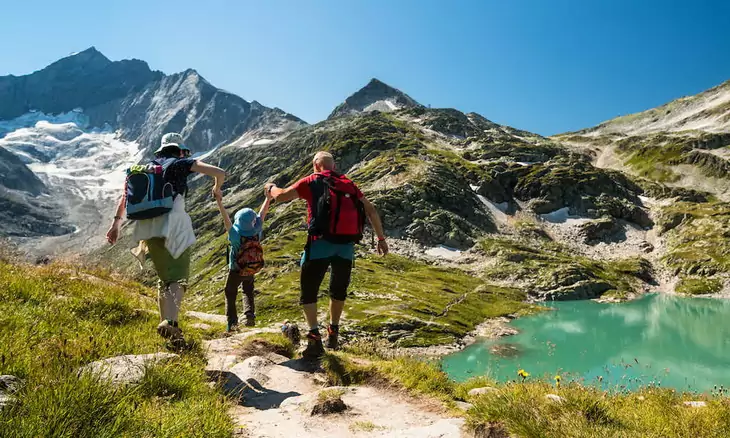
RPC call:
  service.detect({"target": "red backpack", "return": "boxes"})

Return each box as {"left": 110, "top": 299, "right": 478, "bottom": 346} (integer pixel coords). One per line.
{"left": 308, "top": 172, "right": 366, "bottom": 244}
{"left": 235, "top": 236, "right": 265, "bottom": 276}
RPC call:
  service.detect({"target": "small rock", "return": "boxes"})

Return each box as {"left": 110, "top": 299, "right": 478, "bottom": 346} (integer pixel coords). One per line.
{"left": 468, "top": 387, "right": 498, "bottom": 397}
{"left": 454, "top": 401, "right": 474, "bottom": 411}
{"left": 683, "top": 401, "right": 707, "bottom": 408}
{"left": 637, "top": 396, "right": 646, "bottom": 401}
{"left": 545, "top": 394, "right": 565, "bottom": 403}
{"left": 0, "top": 394, "right": 14, "bottom": 409}
{"left": 191, "top": 322, "right": 213, "bottom": 330}
{"left": 0, "top": 375, "right": 22, "bottom": 394}
{"left": 80, "top": 353, "right": 178, "bottom": 385}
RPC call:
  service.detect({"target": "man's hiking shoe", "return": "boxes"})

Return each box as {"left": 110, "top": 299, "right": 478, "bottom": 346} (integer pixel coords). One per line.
{"left": 157, "top": 320, "right": 182, "bottom": 339}
{"left": 302, "top": 332, "right": 325, "bottom": 360}
{"left": 245, "top": 317, "right": 256, "bottom": 327}
{"left": 326, "top": 325, "right": 339, "bottom": 350}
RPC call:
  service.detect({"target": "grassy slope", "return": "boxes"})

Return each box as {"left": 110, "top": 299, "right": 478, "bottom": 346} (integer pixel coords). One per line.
{"left": 0, "top": 261, "right": 232, "bottom": 437}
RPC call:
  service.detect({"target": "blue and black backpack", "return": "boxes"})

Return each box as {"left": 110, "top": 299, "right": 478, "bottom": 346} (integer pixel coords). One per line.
{"left": 125, "top": 158, "right": 178, "bottom": 220}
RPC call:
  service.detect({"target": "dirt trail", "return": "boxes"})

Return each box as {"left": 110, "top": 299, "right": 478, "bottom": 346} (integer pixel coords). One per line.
{"left": 193, "top": 313, "right": 470, "bottom": 438}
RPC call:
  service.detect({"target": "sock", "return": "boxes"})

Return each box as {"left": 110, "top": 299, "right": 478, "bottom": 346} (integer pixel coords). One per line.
{"left": 308, "top": 328, "right": 321, "bottom": 339}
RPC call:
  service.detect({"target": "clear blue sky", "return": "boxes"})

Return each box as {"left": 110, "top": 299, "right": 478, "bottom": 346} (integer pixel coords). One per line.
{"left": 2, "top": 0, "right": 729, "bottom": 135}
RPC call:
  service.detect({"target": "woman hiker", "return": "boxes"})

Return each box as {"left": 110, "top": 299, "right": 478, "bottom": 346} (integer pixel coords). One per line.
{"left": 105, "top": 132, "right": 226, "bottom": 345}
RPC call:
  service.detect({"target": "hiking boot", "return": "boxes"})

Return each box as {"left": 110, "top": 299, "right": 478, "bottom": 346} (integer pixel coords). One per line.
{"left": 157, "top": 320, "right": 182, "bottom": 339}
{"left": 325, "top": 325, "right": 339, "bottom": 350}
{"left": 302, "top": 331, "right": 325, "bottom": 360}
{"left": 227, "top": 323, "right": 240, "bottom": 333}
{"left": 245, "top": 317, "right": 256, "bottom": 327}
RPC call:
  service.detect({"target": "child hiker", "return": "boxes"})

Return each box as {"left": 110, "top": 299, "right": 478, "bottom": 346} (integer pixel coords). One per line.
{"left": 215, "top": 190, "right": 273, "bottom": 331}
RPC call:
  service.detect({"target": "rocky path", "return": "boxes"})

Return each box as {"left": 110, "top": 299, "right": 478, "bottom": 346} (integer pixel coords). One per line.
{"left": 196, "top": 314, "right": 469, "bottom": 438}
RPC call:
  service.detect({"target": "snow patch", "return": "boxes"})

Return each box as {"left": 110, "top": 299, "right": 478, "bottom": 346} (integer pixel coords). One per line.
{"left": 540, "top": 207, "right": 591, "bottom": 225}
{"left": 425, "top": 245, "right": 462, "bottom": 260}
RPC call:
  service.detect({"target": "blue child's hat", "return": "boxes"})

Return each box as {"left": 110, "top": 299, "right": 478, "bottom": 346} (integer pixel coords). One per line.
{"left": 232, "top": 208, "right": 261, "bottom": 238}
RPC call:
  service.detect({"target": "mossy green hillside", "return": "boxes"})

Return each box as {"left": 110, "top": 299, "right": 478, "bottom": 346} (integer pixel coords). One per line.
{"left": 0, "top": 261, "right": 232, "bottom": 437}
{"left": 660, "top": 202, "right": 730, "bottom": 280}
{"left": 480, "top": 236, "right": 654, "bottom": 300}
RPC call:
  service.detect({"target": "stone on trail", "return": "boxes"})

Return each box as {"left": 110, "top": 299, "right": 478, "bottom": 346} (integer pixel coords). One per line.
{"left": 80, "top": 353, "right": 178, "bottom": 385}
{"left": 468, "top": 387, "right": 498, "bottom": 397}
{"left": 191, "top": 322, "right": 213, "bottom": 331}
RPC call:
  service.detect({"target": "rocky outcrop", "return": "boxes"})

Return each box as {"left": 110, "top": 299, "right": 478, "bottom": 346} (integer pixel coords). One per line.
{"left": 578, "top": 216, "right": 622, "bottom": 244}
{"left": 540, "top": 280, "right": 614, "bottom": 301}
{"left": 0, "top": 48, "right": 161, "bottom": 121}
{"left": 0, "top": 147, "right": 46, "bottom": 195}
{"left": 328, "top": 78, "right": 422, "bottom": 119}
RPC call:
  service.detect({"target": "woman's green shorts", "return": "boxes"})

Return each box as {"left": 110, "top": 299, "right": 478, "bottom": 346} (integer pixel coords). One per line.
{"left": 145, "top": 238, "right": 192, "bottom": 284}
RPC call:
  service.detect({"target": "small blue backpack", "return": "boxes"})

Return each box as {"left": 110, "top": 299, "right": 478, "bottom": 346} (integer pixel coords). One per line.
{"left": 125, "top": 158, "right": 177, "bottom": 220}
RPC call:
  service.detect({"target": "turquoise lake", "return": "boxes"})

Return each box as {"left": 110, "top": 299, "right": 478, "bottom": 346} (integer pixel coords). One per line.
{"left": 442, "top": 294, "right": 730, "bottom": 392}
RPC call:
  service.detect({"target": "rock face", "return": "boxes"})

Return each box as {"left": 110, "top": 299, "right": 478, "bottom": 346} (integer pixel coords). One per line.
{"left": 80, "top": 353, "right": 178, "bottom": 385}
{"left": 0, "top": 48, "right": 160, "bottom": 121}
{"left": 0, "top": 147, "right": 45, "bottom": 195}
{"left": 328, "top": 78, "right": 422, "bottom": 119}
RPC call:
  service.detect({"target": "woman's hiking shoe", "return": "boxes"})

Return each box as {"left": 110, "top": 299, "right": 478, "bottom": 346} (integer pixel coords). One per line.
{"left": 326, "top": 324, "right": 339, "bottom": 350}
{"left": 227, "top": 323, "right": 240, "bottom": 333}
{"left": 157, "top": 320, "right": 182, "bottom": 339}
{"left": 245, "top": 317, "right": 256, "bottom": 327}
{"left": 302, "top": 331, "right": 325, "bottom": 359}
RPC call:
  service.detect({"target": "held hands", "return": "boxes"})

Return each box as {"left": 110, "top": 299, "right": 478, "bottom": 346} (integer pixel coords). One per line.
{"left": 264, "top": 183, "right": 276, "bottom": 200}
{"left": 212, "top": 187, "right": 223, "bottom": 202}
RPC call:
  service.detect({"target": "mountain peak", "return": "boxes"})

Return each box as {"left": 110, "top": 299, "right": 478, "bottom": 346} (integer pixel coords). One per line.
{"left": 328, "top": 78, "right": 422, "bottom": 120}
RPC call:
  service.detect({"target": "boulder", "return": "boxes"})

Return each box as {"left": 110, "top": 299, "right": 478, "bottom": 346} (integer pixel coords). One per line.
{"left": 80, "top": 353, "right": 178, "bottom": 385}
{"left": 578, "top": 216, "right": 622, "bottom": 244}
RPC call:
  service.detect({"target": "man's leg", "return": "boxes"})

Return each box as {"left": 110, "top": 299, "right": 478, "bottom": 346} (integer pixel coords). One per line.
{"left": 326, "top": 257, "right": 353, "bottom": 349}
{"left": 300, "top": 258, "right": 330, "bottom": 329}
{"left": 300, "top": 258, "right": 330, "bottom": 358}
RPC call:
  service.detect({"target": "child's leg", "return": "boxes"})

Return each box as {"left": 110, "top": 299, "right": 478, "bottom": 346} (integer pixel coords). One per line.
{"left": 224, "top": 271, "right": 244, "bottom": 328}
{"left": 242, "top": 275, "right": 255, "bottom": 321}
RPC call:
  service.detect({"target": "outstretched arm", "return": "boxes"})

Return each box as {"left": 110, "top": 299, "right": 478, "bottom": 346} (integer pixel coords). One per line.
{"left": 191, "top": 161, "right": 226, "bottom": 199}
{"left": 258, "top": 195, "right": 273, "bottom": 222}
{"left": 266, "top": 183, "right": 299, "bottom": 203}
{"left": 215, "top": 195, "right": 233, "bottom": 232}
{"left": 106, "top": 193, "right": 126, "bottom": 245}
{"left": 362, "top": 197, "right": 389, "bottom": 255}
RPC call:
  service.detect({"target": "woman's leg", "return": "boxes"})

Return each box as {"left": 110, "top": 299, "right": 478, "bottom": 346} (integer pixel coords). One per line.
{"left": 241, "top": 275, "right": 255, "bottom": 325}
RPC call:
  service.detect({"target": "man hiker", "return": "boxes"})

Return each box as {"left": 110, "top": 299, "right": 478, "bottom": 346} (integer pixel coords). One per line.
{"left": 266, "top": 151, "right": 389, "bottom": 358}
{"left": 105, "top": 132, "right": 226, "bottom": 345}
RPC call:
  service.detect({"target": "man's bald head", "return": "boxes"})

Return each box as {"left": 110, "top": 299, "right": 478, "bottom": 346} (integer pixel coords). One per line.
{"left": 313, "top": 151, "right": 336, "bottom": 172}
